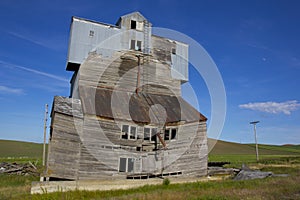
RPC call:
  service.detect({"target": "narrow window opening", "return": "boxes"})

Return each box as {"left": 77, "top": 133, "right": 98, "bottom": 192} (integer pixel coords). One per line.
{"left": 144, "top": 127, "right": 150, "bottom": 141}
{"left": 164, "top": 129, "right": 170, "bottom": 141}
{"left": 119, "top": 157, "right": 127, "bottom": 172}
{"left": 130, "top": 40, "right": 136, "bottom": 50}
{"left": 130, "top": 126, "right": 137, "bottom": 140}
{"left": 136, "top": 40, "right": 142, "bottom": 51}
{"left": 127, "top": 158, "right": 134, "bottom": 172}
{"left": 121, "top": 125, "right": 129, "bottom": 139}
{"left": 171, "top": 129, "right": 177, "bottom": 140}
{"left": 151, "top": 128, "right": 157, "bottom": 142}
{"left": 131, "top": 20, "right": 137, "bottom": 29}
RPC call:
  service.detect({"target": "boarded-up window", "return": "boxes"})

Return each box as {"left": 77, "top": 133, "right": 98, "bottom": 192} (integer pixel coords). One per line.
{"left": 130, "top": 40, "right": 136, "bottom": 50}
{"left": 136, "top": 40, "right": 142, "bottom": 51}
{"left": 136, "top": 22, "right": 143, "bottom": 31}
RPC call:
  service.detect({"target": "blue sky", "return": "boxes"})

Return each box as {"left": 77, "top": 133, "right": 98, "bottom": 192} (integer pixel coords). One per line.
{"left": 0, "top": 0, "right": 299, "bottom": 144}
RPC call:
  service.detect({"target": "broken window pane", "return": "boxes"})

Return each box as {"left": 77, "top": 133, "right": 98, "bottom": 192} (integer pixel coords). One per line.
{"left": 121, "top": 125, "right": 129, "bottom": 139}
{"left": 171, "top": 128, "right": 177, "bottom": 140}
{"left": 130, "top": 126, "right": 136, "bottom": 139}
{"left": 151, "top": 128, "right": 157, "bottom": 142}
{"left": 144, "top": 127, "right": 150, "bottom": 140}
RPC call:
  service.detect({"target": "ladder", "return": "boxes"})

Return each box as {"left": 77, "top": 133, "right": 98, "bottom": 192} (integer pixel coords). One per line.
{"left": 143, "top": 20, "right": 150, "bottom": 55}
{"left": 143, "top": 20, "right": 151, "bottom": 93}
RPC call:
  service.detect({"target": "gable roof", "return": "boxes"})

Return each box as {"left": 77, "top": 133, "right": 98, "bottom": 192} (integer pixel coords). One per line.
{"left": 115, "top": 11, "right": 148, "bottom": 26}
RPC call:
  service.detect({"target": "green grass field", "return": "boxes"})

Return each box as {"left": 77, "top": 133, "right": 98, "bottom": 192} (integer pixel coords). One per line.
{"left": 0, "top": 139, "right": 299, "bottom": 199}
{"left": 0, "top": 140, "right": 43, "bottom": 158}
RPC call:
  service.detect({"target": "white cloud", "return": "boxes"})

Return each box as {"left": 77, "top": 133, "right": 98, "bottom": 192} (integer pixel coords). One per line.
{"left": 239, "top": 100, "right": 300, "bottom": 115}
{"left": 0, "top": 85, "right": 24, "bottom": 95}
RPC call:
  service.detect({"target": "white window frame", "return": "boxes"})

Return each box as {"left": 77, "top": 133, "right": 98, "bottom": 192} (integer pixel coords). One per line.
{"left": 121, "top": 124, "right": 137, "bottom": 140}
{"left": 118, "top": 157, "right": 134, "bottom": 173}
{"left": 143, "top": 127, "right": 157, "bottom": 142}
{"left": 130, "top": 39, "right": 142, "bottom": 51}
{"left": 164, "top": 127, "right": 177, "bottom": 142}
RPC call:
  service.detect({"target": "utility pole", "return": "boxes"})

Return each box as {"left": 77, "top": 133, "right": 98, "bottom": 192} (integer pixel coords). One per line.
{"left": 42, "top": 104, "right": 48, "bottom": 167}
{"left": 250, "top": 121, "right": 260, "bottom": 162}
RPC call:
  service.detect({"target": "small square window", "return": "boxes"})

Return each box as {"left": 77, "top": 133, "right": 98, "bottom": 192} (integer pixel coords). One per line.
{"left": 171, "top": 48, "right": 176, "bottom": 54}
{"left": 89, "top": 30, "right": 94, "bottom": 37}
{"left": 131, "top": 20, "right": 137, "bottom": 29}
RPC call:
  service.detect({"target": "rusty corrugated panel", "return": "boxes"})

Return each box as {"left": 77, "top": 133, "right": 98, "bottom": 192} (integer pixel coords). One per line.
{"left": 79, "top": 87, "right": 206, "bottom": 124}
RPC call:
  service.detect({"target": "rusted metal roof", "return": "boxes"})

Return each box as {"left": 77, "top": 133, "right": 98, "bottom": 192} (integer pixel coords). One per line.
{"left": 80, "top": 87, "right": 207, "bottom": 124}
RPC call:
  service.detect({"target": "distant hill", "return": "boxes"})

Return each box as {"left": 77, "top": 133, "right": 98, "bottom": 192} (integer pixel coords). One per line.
{"left": 208, "top": 138, "right": 300, "bottom": 155}
{"left": 0, "top": 139, "right": 299, "bottom": 159}
{"left": 0, "top": 140, "right": 43, "bottom": 158}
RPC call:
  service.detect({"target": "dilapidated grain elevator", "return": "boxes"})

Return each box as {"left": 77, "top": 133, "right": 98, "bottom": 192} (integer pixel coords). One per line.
{"left": 46, "top": 12, "right": 208, "bottom": 180}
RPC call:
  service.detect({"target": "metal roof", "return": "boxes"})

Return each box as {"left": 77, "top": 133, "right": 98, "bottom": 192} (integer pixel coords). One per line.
{"left": 79, "top": 87, "right": 207, "bottom": 124}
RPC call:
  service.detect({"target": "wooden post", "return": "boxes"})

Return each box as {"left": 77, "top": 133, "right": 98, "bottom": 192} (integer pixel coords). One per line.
{"left": 42, "top": 104, "right": 48, "bottom": 167}
{"left": 250, "top": 121, "right": 260, "bottom": 162}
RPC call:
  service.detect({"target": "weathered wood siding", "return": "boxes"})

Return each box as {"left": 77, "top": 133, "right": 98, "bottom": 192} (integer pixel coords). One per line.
{"left": 48, "top": 98, "right": 207, "bottom": 180}
{"left": 47, "top": 97, "right": 83, "bottom": 180}
{"left": 77, "top": 51, "right": 181, "bottom": 97}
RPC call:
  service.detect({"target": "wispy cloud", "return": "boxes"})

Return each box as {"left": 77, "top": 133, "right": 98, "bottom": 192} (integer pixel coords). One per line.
{"left": 0, "top": 60, "right": 69, "bottom": 83}
{"left": 0, "top": 85, "right": 24, "bottom": 95}
{"left": 6, "top": 30, "right": 66, "bottom": 51}
{"left": 239, "top": 100, "right": 300, "bottom": 115}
